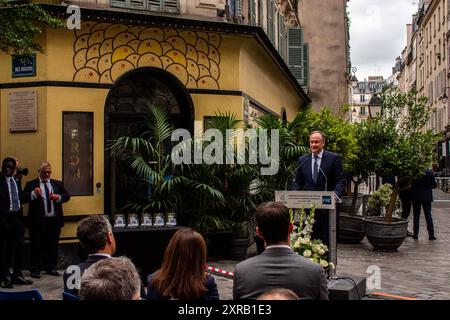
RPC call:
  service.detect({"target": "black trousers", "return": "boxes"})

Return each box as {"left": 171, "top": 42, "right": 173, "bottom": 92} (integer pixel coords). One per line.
{"left": 29, "top": 217, "right": 61, "bottom": 272}
{"left": 312, "top": 209, "right": 330, "bottom": 247}
{"left": 401, "top": 199, "right": 412, "bottom": 220}
{"left": 412, "top": 201, "right": 435, "bottom": 236}
{"left": 0, "top": 212, "right": 25, "bottom": 279}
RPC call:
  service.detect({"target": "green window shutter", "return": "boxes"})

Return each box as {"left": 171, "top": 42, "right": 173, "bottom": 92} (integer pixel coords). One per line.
{"left": 164, "top": 0, "right": 179, "bottom": 13}
{"left": 111, "top": 0, "right": 129, "bottom": 8}
{"left": 302, "top": 43, "right": 309, "bottom": 86}
{"left": 235, "top": 0, "right": 243, "bottom": 20}
{"left": 278, "top": 12, "right": 285, "bottom": 59}
{"left": 129, "top": 0, "right": 145, "bottom": 10}
{"left": 258, "top": 0, "right": 264, "bottom": 27}
{"left": 287, "top": 27, "right": 303, "bottom": 84}
{"left": 249, "top": 0, "right": 257, "bottom": 26}
{"left": 148, "top": 0, "right": 162, "bottom": 11}
{"left": 267, "top": 1, "right": 274, "bottom": 44}
{"left": 148, "top": 0, "right": 179, "bottom": 13}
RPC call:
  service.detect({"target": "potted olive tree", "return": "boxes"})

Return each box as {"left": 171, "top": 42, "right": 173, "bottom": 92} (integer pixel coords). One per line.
{"left": 339, "top": 121, "right": 376, "bottom": 243}
{"left": 363, "top": 89, "right": 439, "bottom": 251}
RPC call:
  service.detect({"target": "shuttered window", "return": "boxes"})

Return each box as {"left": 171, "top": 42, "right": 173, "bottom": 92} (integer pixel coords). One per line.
{"left": 287, "top": 27, "right": 303, "bottom": 84}
{"left": 249, "top": 0, "right": 257, "bottom": 26}
{"left": 235, "top": 0, "right": 243, "bottom": 21}
{"left": 267, "top": 0, "right": 275, "bottom": 44}
{"left": 302, "top": 43, "right": 309, "bottom": 86}
{"left": 258, "top": 0, "right": 264, "bottom": 27}
{"left": 111, "top": 0, "right": 179, "bottom": 13}
{"left": 278, "top": 12, "right": 285, "bottom": 59}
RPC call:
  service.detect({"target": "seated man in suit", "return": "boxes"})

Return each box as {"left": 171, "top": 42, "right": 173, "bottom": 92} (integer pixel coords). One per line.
{"left": 63, "top": 215, "right": 116, "bottom": 294}
{"left": 233, "top": 202, "right": 329, "bottom": 300}
{"left": 292, "top": 131, "right": 346, "bottom": 246}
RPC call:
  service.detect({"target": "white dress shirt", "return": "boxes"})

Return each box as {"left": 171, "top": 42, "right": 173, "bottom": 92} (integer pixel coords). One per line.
{"left": 7, "top": 177, "right": 21, "bottom": 212}
{"left": 311, "top": 149, "right": 324, "bottom": 177}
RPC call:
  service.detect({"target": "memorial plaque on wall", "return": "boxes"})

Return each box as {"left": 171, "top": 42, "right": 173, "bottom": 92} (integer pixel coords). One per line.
{"left": 8, "top": 90, "right": 37, "bottom": 131}
{"left": 63, "top": 112, "right": 93, "bottom": 196}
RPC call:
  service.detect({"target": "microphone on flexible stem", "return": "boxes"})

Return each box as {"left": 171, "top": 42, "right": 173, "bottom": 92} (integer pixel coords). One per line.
{"left": 285, "top": 157, "right": 309, "bottom": 190}
{"left": 319, "top": 166, "right": 341, "bottom": 203}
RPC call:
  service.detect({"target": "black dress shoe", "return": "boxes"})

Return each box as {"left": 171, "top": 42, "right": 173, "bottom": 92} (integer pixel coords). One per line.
{"left": 12, "top": 276, "right": 33, "bottom": 285}
{"left": 30, "top": 271, "right": 41, "bottom": 279}
{"left": 0, "top": 279, "right": 13, "bottom": 289}
{"left": 412, "top": 235, "right": 418, "bottom": 240}
{"left": 407, "top": 231, "right": 413, "bottom": 237}
{"left": 46, "top": 269, "right": 60, "bottom": 276}
{"left": 429, "top": 235, "right": 437, "bottom": 241}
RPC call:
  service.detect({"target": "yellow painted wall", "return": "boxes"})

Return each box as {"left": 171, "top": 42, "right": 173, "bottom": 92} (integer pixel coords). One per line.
{"left": 0, "top": 87, "right": 47, "bottom": 176}
{"left": 0, "top": 19, "right": 307, "bottom": 241}
{"left": 239, "top": 39, "right": 303, "bottom": 121}
{"left": 46, "top": 87, "right": 107, "bottom": 216}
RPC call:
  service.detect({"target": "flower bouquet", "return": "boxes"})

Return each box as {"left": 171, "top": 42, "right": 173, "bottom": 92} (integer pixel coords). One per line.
{"left": 290, "top": 207, "right": 334, "bottom": 271}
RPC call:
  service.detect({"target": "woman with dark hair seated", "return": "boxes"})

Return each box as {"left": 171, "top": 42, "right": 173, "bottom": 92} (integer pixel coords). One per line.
{"left": 146, "top": 228, "right": 219, "bottom": 300}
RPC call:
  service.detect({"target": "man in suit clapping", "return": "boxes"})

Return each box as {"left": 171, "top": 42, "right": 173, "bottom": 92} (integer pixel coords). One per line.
{"left": 23, "top": 161, "right": 70, "bottom": 278}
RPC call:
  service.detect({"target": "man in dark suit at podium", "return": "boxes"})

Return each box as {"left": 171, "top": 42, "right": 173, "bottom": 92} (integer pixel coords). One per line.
{"left": 23, "top": 161, "right": 70, "bottom": 278}
{"left": 292, "top": 131, "right": 346, "bottom": 246}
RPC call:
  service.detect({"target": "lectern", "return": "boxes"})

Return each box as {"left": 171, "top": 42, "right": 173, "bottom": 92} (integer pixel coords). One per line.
{"left": 275, "top": 190, "right": 337, "bottom": 279}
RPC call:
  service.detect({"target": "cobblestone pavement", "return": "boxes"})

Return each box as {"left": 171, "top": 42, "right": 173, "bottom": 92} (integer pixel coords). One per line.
{"left": 1, "top": 202, "right": 448, "bottom": 300}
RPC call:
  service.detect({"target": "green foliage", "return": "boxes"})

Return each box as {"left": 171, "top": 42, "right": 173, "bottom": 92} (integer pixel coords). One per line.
{"left": 293, "top": 106, "right": 357, "bottom": 171}
{"left": 367, "top": 183, "right": 392, "bottom": 215}
{"left": 251, "top": 113, "right": 308, "bottom": 201}
{"left": 366, "top": 88, "right": 440, "bottom": 220}
{"left": 0, "top": 0, "right": 63, "bottom": 55}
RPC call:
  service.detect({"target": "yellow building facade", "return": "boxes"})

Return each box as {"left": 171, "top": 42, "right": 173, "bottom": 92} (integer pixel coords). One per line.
{"left": 0, "top": 5, "right": 309, "bottom": 241}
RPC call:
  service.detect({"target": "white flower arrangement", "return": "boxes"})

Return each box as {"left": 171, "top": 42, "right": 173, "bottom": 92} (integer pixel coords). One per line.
{"left": 290, "top": 207, "right": 335, "bottom": 271}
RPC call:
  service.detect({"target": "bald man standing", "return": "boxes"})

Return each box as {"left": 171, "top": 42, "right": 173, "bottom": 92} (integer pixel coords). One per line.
{"left": 24, "top": 162, "right": 70, "bottom": 278}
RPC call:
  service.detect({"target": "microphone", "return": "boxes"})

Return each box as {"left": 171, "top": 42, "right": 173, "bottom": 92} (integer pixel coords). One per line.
{"left": 286, "top": 156, "right": 309, "bottom": 190}
{"left": 319, "top": 166, "right": 342, "bottom": 203}
{"left": 318, "top": 166, "right": 328, "bottom": 192}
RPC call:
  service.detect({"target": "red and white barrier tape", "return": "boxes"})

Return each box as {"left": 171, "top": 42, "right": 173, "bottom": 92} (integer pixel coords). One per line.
{"left": 207, "top": 265, "right": 235, "bottom": 279}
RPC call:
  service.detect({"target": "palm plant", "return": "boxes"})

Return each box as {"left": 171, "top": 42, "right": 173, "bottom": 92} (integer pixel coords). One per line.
{"left": 109, "top": 104, "right": 185, "bottom": 214}
{"left": 251, "top": 112, "right": 309, "bottom": 201}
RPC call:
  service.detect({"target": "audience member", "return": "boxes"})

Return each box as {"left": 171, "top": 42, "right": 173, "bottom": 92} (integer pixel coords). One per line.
{"left": 257, "top": 288, "right": 300, "bottom": 300}
{"left": 233, "top": 202, "right": 329, "bottom": 300}
{"left": 63, "top": 215, "right": 116, "bottom": 293}
{"left": 80, "top": 256, "right": 141, "bottom": 300}
{"left": 146, "top": 228, "right": 219, "bottom": 300}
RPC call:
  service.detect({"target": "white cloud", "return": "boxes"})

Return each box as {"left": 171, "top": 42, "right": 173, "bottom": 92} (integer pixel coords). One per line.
{"left": 349, "top": 0, "right": 417, "bottom": 80}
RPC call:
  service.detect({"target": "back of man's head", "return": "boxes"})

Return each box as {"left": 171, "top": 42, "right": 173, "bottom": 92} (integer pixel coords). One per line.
{"left": 255, "top": 202, "right": 290, "bottom": 245}
{"left": 80, "top": 256, "right": 141, "bottom": 300}
{"left": 77, "top": 215, "right": 113, "bottom": 255}
{"left": 257, "top": 288, "right": 299, "bottom": 300}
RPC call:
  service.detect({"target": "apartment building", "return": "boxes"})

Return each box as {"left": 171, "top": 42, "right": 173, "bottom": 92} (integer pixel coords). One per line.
{"left": 398, "top": 0, "right": 449, "bottom": 171}
{"left": 349, "top": 76, "right": 386, "bottom": 123}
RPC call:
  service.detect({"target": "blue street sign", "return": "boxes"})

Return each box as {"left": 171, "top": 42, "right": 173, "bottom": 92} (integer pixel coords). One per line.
{"left": 12, "top": 54, "right": 36, "bottom": 78}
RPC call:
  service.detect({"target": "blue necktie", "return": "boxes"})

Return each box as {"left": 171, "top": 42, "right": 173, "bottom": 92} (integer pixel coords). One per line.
{"left": 313, "top": 156, "right": 319, "bottom": 183}
{"left": 9, "top": 178, "right": 20, "bottom": 212}
{"left": 43, "top": 181, "right": 52, "bottom": 213}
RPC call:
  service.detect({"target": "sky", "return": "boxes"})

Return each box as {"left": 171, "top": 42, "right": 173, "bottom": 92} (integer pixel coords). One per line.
{"left": 348, "top": 0, "right": 418, "bottom": 81}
